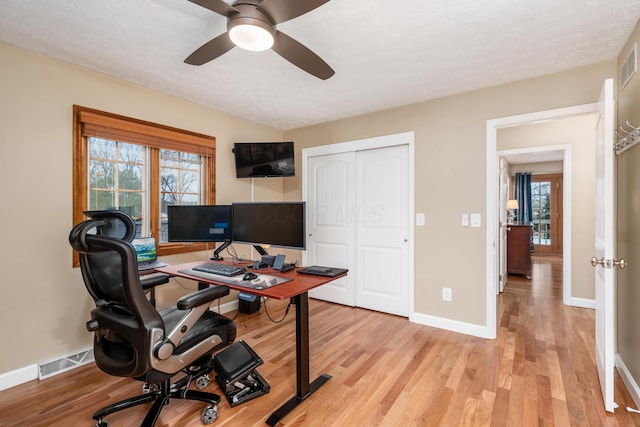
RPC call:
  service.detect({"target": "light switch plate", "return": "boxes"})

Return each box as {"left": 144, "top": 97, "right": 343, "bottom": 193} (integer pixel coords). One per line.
{"left": 471, "top": 213, "right": 481, "bottom": 227}
{"left": 416, "top": 213, "right": 425, "bottom": 226}
{"left": 461, "top": 214, "right": 469, "bottom": 227}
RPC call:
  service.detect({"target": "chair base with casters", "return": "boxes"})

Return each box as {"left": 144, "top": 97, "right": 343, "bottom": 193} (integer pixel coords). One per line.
{"left": 92, "top": 358, "right": 220, "bottom": 427}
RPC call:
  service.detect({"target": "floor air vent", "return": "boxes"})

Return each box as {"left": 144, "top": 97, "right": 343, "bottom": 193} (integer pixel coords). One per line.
{"left": 38, "top": 348, "right": 94, "bottom": 379}
{"left": 621, "top": 43, "right": 637, "bottom": 90}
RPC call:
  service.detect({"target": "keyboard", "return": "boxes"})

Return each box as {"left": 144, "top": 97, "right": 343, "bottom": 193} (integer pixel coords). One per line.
{"left": 192, "top": 262, "right": 246, "bottom": 277}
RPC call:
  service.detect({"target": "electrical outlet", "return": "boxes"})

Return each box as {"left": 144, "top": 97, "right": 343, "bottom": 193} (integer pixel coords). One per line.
{"left": 442, "top": 287, "right": 452, "bottom": 301}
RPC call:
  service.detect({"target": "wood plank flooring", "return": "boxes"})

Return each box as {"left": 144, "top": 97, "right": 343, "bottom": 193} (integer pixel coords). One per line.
{"left": 1, "top": 256, "right": 639, "bottom": 426}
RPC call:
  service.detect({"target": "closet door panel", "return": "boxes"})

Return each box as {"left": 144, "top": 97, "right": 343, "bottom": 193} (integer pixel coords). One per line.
{"left": 307, "top": 152, "right": 355, "bottom": 306}
{"left": 355, "top": 145, "right": 409, "bottom": 316}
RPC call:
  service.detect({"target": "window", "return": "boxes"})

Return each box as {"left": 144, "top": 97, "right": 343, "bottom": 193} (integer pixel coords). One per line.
{"left": 530, "top": 174, "right": 563, "bottom": 255}
{"left": 73, "top": 105, "right": 216, "bottom": 266}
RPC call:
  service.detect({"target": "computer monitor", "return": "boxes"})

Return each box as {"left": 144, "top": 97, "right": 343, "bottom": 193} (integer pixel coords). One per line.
{"left": 167, "top": 205, "right": 233, "bottom": 260}
{"left": 231, "top": 202, "right": 306, "bottom": 253}
{"left": 167, "top": 205, "right": 232, "bottom": 242}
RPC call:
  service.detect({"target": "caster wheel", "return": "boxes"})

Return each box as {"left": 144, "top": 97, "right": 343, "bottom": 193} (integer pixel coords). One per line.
{"left": 196, "top": 374, "right": 210, "bottom": 389}
{"left": 95, "top": 419, "right": 109, "bottom": 427}
{"left": 202, "top": 405, "right": 218, "bottom": 424}
{"left": 141, "top": 383, "right": 158, "bottom": 394}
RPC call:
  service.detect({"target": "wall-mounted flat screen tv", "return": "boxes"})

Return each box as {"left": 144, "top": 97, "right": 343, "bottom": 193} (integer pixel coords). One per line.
{"left": 233, "top": 141, "right": 295, "bottom": 178}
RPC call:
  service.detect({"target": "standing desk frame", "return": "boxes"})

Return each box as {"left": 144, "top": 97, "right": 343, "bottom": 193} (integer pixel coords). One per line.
{"left": 155, "top": 262, "right": 345, "bottom": 425}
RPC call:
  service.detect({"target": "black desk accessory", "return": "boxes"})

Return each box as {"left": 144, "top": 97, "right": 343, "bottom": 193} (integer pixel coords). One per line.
{"left": 213, "top": 340, "right": 269, "bottom": 407}
{"left": 297, "top": 266, "right": 349, "bottom": 278}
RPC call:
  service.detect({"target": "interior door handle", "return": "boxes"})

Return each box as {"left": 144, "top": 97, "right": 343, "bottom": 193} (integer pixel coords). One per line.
{"left": 591, "top": 257, "right": 628, "bottom": 269}
{"left": 613, "top": 258, "right": 628, "bottom": 269}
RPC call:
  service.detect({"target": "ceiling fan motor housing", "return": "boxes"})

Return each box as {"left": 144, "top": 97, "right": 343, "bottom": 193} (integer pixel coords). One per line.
{"left": 227, "top": 2, "right": 276, "bottom": 38}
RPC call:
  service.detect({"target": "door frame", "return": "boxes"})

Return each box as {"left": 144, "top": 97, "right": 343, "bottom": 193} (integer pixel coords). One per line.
{"left": 486, "top": 103, "right": 598, "bottom": 338}
{"left": 302, "top": 131, "right": 415, "bottom": 319}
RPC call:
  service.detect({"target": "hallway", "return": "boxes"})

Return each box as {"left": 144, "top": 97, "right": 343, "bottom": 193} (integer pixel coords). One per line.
{"left": 499, "top": 255, "right": 639, "bottom": 425}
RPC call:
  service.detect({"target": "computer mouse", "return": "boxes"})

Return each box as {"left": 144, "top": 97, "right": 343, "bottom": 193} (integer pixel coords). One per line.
{"left": 243, "top": 272, "right": 258, "bottom": 281}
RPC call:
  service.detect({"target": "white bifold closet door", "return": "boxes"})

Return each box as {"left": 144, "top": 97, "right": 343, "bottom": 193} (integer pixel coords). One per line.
{"left": 307, "top": 144, "right": 409, "bottom": 317}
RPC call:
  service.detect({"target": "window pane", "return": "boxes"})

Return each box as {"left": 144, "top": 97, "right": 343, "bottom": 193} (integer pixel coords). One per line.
{"left": 89, "top": 188, "right": 115, "bottom": 211}
{"left": 531, "top": 181, "right": 551, "bottom": 246}
{"left": 181, "top": 170, "right": 199, "bottom": 194}
{"left": 117, "top": 142, "right": 143, "bottom": 163}
{"left": 89, "top": 138, "right": 116, "bottom": 159}
{"left": 89, "top": 158, "right": 115, "bottom": 190}
{"left": 88, "top": 137, "right": 147, "bottom": 235}
{"left": 159, "top": 149, "right": 203, "bottom": 243}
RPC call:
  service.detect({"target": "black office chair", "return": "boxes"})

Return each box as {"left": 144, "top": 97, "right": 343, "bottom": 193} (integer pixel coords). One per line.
{"left": 69, "top": 210, "right": 236, "bottom": 427}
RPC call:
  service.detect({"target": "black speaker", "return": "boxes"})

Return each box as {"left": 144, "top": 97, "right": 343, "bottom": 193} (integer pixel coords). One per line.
{"left": 238, "top": 292, "right": 260, "bottom": 314}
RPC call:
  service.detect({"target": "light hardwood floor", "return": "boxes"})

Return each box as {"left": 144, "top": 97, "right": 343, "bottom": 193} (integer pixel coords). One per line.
{"left": 1, "top": 256, "right": 639, "bottom": 426}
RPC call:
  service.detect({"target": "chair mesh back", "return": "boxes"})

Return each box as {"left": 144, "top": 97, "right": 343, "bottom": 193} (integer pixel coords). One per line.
{"left": 98, "top": 215, "right": 132, "bottom": 240}
{"left": 85, "top": 250, "right": 127, "bottom": 306}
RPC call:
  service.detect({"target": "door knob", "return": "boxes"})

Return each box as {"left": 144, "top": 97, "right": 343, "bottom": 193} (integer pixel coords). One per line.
{"left": 613, "top": 258, "right": 628, "bottom": 269}
{"left": 591, "top": 257, "right": 628, "bottom": 269}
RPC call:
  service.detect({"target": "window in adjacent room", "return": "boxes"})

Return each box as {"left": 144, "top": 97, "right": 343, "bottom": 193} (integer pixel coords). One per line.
{"left": 531, "top": 174, "right": 563, "bottom": 255}
{"left": 73, "top": 105, "right": 216, "bottom": 266}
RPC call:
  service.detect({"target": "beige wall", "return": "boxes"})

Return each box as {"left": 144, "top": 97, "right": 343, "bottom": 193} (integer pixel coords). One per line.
{"left": 0, "top": 42, "right": 284, "bottom": 374}
{"left": 285, "top": 62, "right": 614, "bottom": 326}
{"left": 616, "top": 19, "right": 640, "bottom": 389}
{"left": 498, "top": 115, "right": 597, "bottom": 300}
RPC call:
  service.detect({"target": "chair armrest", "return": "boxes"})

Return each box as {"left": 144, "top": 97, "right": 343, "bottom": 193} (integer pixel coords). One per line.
{"left": 140, "top": 273, "right": 171, "bottom": 291}
{"left": 177, "top": 285, "right": 230, "bottom": 310}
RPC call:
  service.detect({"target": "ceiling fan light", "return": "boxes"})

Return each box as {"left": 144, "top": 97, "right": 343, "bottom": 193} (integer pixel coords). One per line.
{"left": 229, "top": 24, "right": 274, "bottom": 51}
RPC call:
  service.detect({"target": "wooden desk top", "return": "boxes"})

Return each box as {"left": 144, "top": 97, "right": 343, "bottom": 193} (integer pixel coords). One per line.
{"left": 155, "top": 261, "right": 345, "bottom": 300}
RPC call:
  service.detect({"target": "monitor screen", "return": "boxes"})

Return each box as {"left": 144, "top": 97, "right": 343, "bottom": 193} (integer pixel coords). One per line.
{"left": 231, "top": 202, "right": 306, "bottom": 250}
{"left": 233, "top": 142, "right": 295, "bottom": 178}
{"left": 167, "top": 205, "right": 232, "bottom": 242}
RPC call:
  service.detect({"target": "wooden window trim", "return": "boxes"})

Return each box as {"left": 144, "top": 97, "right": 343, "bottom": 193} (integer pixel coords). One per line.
{"left": 72, "top": 105, "right": 216, "bottom": 266}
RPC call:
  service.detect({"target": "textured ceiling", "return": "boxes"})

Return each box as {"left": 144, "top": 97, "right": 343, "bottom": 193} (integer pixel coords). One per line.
{"left": 1, "top": 0, "right": 639, "bottom": 130}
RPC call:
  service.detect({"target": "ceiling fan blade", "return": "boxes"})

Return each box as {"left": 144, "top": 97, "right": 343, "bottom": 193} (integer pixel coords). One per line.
{"left": 185, "top": 33, "right": 235, "bottom": 65}
{"left": 258, "top": 0, "right": 329, "bottom": 24}
{"left": 187, "top": 0, "right": 238, "bottom": 17}
{"left": 272, "top": 31, "right": 334, "bottom": 80}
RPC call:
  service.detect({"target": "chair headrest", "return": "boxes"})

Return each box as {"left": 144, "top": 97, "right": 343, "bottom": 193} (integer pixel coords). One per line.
{"left": 68, "top": 210, "right": 137, "bottom": 253}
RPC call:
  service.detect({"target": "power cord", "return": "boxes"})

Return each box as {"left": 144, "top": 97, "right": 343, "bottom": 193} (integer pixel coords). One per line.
{"left": 263, "top": 297, "right": 291, "bottom": 323}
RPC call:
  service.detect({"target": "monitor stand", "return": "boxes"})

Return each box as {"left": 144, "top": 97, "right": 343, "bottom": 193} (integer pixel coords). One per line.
{"left": 211, "top": 241, "right": 231, "bottom": 260}
{"left": 253, "top": 245, "right": 268, "bottom": 256}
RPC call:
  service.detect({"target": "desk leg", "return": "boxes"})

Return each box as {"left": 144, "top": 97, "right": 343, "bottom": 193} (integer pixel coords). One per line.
{"left": 266, "top": 292, "right": 331, "bottom": 426}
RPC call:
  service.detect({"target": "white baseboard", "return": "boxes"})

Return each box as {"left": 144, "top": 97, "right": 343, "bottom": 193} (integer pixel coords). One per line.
{"left": 210, "top": 299, "right": 238, "bottom": 314}
{"left": 411, "top": 312, "right": 493, "bottom": 339}
{"left": 0, "top": 300, "right": 239, "bottom": 391}
{"left": 616, "top": 353, "right": 640, "bottom": 410}
{"left": 0, "top": 364, "right": 38, "bottom": 392}
{"left": 571, "top": 297, "right": 596, "bottom": 309}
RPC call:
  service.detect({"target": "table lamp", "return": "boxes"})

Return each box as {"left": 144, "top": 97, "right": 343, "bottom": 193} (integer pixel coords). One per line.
{"left": 506, "top": 199, "right": 519, "bottom": 223}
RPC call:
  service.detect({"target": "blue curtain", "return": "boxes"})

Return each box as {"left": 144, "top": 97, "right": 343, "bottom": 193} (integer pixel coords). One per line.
{"left": 514, "top": 172, "right": 532, "bottom": 223}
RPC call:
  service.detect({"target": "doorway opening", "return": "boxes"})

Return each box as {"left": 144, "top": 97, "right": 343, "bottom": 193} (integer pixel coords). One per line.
{"left": 485, "top": 102, "right": 598, "bottom": 340}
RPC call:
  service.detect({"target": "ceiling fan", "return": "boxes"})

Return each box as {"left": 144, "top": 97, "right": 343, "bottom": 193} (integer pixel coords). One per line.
{"left": 185, "top": 0, "right": 335, "bottom": 80}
